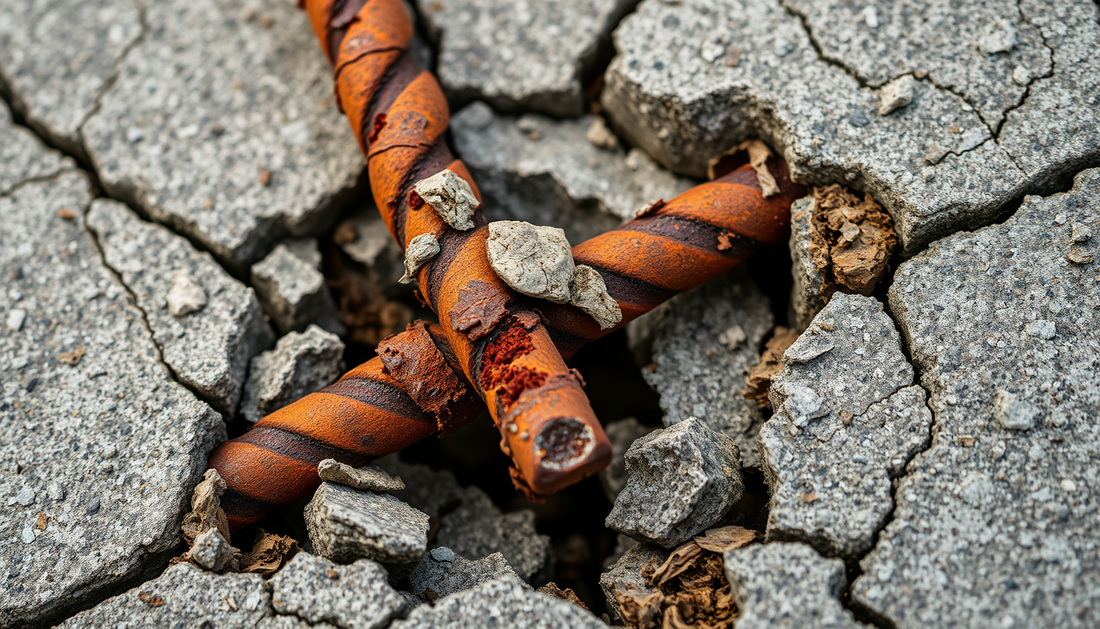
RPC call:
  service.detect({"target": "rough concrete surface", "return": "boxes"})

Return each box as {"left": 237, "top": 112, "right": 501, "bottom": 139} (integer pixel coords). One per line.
{"left": 852, "top": 169, "right": 1100, "bottom": 628}
{"left": 0, "top": 170, "right": 224, "bottom": 627}
{"left": 252, "top": 243, "right": 344, "bottom": 335}
{"left": 452, "top": 101, "right": 695, "bottom": 244}
{"left": 601, "top": 0, "right": 1100, "bottom": 254}
{"left": 416, "top": 0, "right": 636, "bottom": 116}
{"left": 0, "top": 101, "right": 73, "bottom": 195}
{"left": 599, "top": 543, "right": 669, "bottom": 623}
{"left": 408, "top": 549, "right": 523, "bottom": 599}
{"left": 760, "top": 293, "right": 933, "bottom": 560}
{"left": 392, "top": 578, "right": 604, "bottom": 629}
{"left": 87, "top": 199, "right": 273, "bottom": 413}
{"left": 644, "top": 269, "right": 772, "bottom": 466}
{"left": 81, "top": 0, "right": 363, "bottom": 270}
{"left": 240, "top": 325, "right": 344, "bottom": 423}
{"left": 270, "top": 552, "right": 406, "bottom": 629}
{"left": 788, "top": 196, "right": 828, "bottom": 330}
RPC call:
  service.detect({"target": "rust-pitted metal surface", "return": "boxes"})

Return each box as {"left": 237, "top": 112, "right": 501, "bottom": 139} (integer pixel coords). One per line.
{"left": 209, "top": 0, "right": 803, "bottom": 530}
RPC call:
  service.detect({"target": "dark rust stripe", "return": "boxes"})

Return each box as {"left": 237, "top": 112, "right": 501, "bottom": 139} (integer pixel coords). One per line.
{"left": 422, "top": 227, "right": 470, "bottom": 308}
{"left": 238, "top": 425, "right": 374, "bottom": 466}
{"left": 361, "top": 50, "right": 421, "bottom": 147}
{"left": 325, "top": 375, "right": 433, "bottom": 423}
{"left": 621, "top": 214, "right": 760, "bottom": 259}
{"left": 221, "top": 488, "right": 276, "bottom": 518}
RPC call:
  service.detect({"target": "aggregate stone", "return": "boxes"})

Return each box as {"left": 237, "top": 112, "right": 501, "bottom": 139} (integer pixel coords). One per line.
{"left": 304, "top": 482, "right": 429, "bottom": 577}
{"left": 0, "top": 102, "right": 73, "bottom": 195}
{"left": 724, "top": 542, "right": 867, "bottom": 629}
{"left": 486, "top": 221, "right": 574, "bottom": 304}
{"left": 252, "top": 244, "right": 344, "bottom": 335}
{"left": 451, "top": 102, "right": 695, "bottom": 244}
{"left": 87, "top": 199, "right": 273, "bottom": 413}
{"left": 606, "top": 418, "right": 744, "bottom": 548}
{"left": 188, "top": 528, "right": 237, "bottom": 573}
{"left": 271, "top": 552, "right": 406, "bottom": 629}
{"left": 851, "top": 168, "right": 1100, "bottom": 628}
{"left": 317, "top": 459, "right": 405, "bottom": 494}
{"left": 391, "top": 578, "right": 604, "bottom": 629}
{"left": 56, "top": 563, "right": 274, "bottom": 629}
{"left": 0, "top": 0, "right": 143, "bottom": 155}
{"left": 759, "top": 293, "right": 933, "bottom": 560}
{"left": 788, "top": 196, "right": 828, "bottom": 330}
{"left": 240, "top": 325, "right": 345, "bottom": 423}
{"left": 81, "top": 0, "right": 363, "bottom": 270}
{"left": 601, "top": 0, "right": 1100, "bottom": 255}
{"left": 599, "top": 543, "right": 669, "bottom": 624}
{"left": 0, "top": 172, "right": 225, "bottom": 627}
{"left": 408, "top": 548, "right": 522, "bottom": 599}
{"left": 598, "top": 417, "right": 656, "bottom": 502}
{"left": 643, "top": 269, "right": 772, "bottom": 466}
{"left": 415, "top": 0, "right": 636, "bottom": 117}
{"left": 377, "top": 457, "right": 553, "bottom": 583}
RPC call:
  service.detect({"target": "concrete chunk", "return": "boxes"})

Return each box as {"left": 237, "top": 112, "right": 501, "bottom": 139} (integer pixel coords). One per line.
{"left": 241, "top": 325, "right": 345, "bottom": 423}
{"left": 317, "top": 459, "right": 405, "bottom": 493}
{"left": 414, "top": 170, "right": 479, "bottom": 231}
{"left": 391, "top": 578, "right": 604, "bottom": 629}
{"left": 271, "top": 553, "right": 406, "bottom": 629}
{"left": 486, "top": 221, "right": 574, "bottom": 304}
{"left": 252, "top": 244, "right": 343, "bottom": 335}
{"left": 408, "top": 549, "right": 523, "bottom": 599}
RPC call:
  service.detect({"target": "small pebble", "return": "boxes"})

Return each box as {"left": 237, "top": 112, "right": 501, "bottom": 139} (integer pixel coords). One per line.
{"left": 430, "top": 547, "right": 456, "bottom": 563}
{"left": 166, "top": 271, "right": 207, "bottom": 316}
{"left": 6, "top": 308, "right": 26, "bottom": 332}
{"left": 414, "top": 170, "right": 479, "bottom": 231}
{"left": 399, "top": 233, "right": 441, "bottom": 284}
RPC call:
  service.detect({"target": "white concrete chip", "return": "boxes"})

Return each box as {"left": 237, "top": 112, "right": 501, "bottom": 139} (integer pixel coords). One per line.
{"left": 569, "top": 265, "right": 622, "bottom": 329}
{"left": 399, "top": 233, "right": 441, "bottom": 284}
{"left": 486, "top": 221, "right": 574, "bottom": 304}
{"left": 166, "top": 271, "right": 207, "bottom": 316}
{"left": 414, "top": 169, "right": 480, "bottom": 231}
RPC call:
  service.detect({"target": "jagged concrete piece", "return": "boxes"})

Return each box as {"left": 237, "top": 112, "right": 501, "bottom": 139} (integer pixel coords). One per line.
{"left": 241, "top": 325, "right": 345, "bottom": 423}
{"left": 334, "top": 202, "right": 404, "bottom": 285}
{"left": 82, "top": 0, "right": 362, "bottom": 270}
{"left": 408, "top": 549, "right": 523, "bottom": 599}
{"left": 0, "top": 172, "right": 225, "bottom": 628}
{"left": 391, "top": 578, "right": 604, "bottom": 629}
{"left": 188, "top": 528, "right": 236, "bottom": 573}
{"left": 760, "top": 293, "right": 933, "bottom": 560}
{"left": 416, "top": 0, "right": 637, "bottom": 117}
{"left": 486, "top": 221, "right": 574, "bottom": 304}
{"left": 788, "top": 196, "right": 828, "bottom": 330}
{"left": 599, "top": 543, "right": 669, "bottom": 624}
{"left": 724, "top": 543, "right": 868, "bottom": 629}
{"left": 569, "top": 265, "right": 622, "bottom": 329}
{"left": 452, "top": 102, "right": 695, "bottom": 244}
{"left": 252, "top": 244, "right": 343, "bottom": 335}
{"left": 852, "top": 169, "right": 1100, "bottom": 628}
{"left": 399, "top": 233, "right": 441, "bottom": 284}
{"left": 601, "top": 0, "right": 1100, "bottom": 254}
{"left": 57, "top": 564, "right": 274, "bottom": 628}
{"left": 599, "top": 417, "right": 656, "bottom": 502}
{"left": 305, "top": 482, "right": 429, "bottom": 577}
{"left": 414, "top": 170, "right": 479, "bottom": 231}
{"left": 643, "top": 270, "right": 772, "bottom": 466}
{"left": 0, "top": 102, "right": 73, "bottom": 194}
{"left": 317, "top": 459, "right": 405, "bottom": 493}
{"left": 606, "top": 418, "right": 744, "bottom": 548}
{"left": 271, "top": 553, "right": 406, "bottom": 629}
{"left": 87, "top": 199, "right": 272, "bottom": 413}
{"left": 165, "top": 272, "right": 208, "bottom": 316}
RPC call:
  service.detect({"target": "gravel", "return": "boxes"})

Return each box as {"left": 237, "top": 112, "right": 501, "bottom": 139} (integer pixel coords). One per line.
{"left": 270, "top": 552, "right": 406, "bottom": 629}
{"left": 240, "top": 325, "right": 344, "bottom": 423}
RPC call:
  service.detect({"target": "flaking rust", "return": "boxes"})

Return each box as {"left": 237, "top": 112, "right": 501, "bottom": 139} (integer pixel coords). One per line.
{"left": 449, "top": 279, "right": 511, "bottom": 341}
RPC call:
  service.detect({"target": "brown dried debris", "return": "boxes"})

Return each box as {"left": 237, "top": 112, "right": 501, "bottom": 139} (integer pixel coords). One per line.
{"left": 615, "top": 526, "right": 756, "bottom": 629}
{"left": 809, "top": 184, "right": 897, "bottom": 295}
{"left": 181, "top": 468, "right": 231, "bottom": 546}
{"left": 537, "top": 582, "right": 590, "bottom": 611}
{"left": 743, "top": 327, "right": 799, "bottom": 409}
{"left": 239, "top": 528, "right": 300, "bottom": 575}
{"left": 58, "top": 347, "right": 85, "bottom": 366}
{"left": 327, "top": 249, "right": 412, "bottom": 347}
{"left": 707, "top": 140, "right": 779, "bottom": 197}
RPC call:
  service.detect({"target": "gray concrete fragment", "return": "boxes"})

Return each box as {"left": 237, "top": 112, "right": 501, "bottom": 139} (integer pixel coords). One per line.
{"left": 281, "top": 237, "right": 323, "bottom": 271}
{"left": 408, "top": 549, "right": 522, "bottom": 599}
{"left": 760, "top": 293, "right": 933, "bottom": 560}
{"left": 392, "top": 578, "right": 604, "bottom": 628}
{"left": 788, "top": 196, "right": 828, "bottom": 330}
{"left": 724, "top": 542, "right": 867, "bottom": 629}
{"left": 377, "top": 457, "right": 553, "bottom": 583}
{"left": 317, "top": 459, "right": 405, "bottom": 493}
{"left": 57, "top": 563, "right": 273, "bottom": 628}
{"left": 399, "top": 233, "right": 440, "bottom": 284}
{"left": 606, "top": 418, "right": 744, "bottom": 548}
{"left": 601, "top": 0, "right": 1100, "bottom": 255}
{"left": 82, "top": 0, "right": 362, "bottom": 269}
{"left": 569, "top": 265, "right": 622, "bottom": 329}
{"left": 240, "top": 325, "right": 344, "bottom": 423}
{"left": 852, "top": 168, "right": 1100, "bottom": 628}
{"left": 486, "top": 221, "right": 574, "bottom": 304}
{"left": 305, "top": 482, "right": 429, "bottom": 577}
{"left": 599, "top": 543, "right": 669, "bottom": 624}
{"left": 335, "top": 203, "right": 404, "bottom": 286}
{"left": 0, "top": 102, "right": 73, "bottom": 195}
{"left": 87, "top": 199, "right": 272, "bottom": 413}
{"left": 414, "top": 170, "right": 479, "bottom": 231}
{"left": 451, "top": 102, "right": 695, "bottom": 244}
{"left": 599, "top": 417, "right": 656, "bottom": 502}
{"left": 0, "top": 172, "right": 225, "bottom": 628}
{"left": 252, "top": 244, "right": 343, "bottom": 335}
{"left": 643, "top": 269, "right": 772, "bottom": 466}
{"left": 416, "top": 0, "right": 636, "bottom": 116}
{"left": 189, "top": 528, "right": 236, "bottom": 573}
{"left": 271, "top": 552, "right": 406, "bottom": 629}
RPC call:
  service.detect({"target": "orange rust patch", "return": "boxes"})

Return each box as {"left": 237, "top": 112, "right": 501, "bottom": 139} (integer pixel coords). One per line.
{"left": 717, "top": 231, "right": 737, "bottom": 251}
{"left": 450, "top": 279, "right": 510, "bottom": 341}
{"left": 493, "top": 366, "right": 547, "bottom": 407}
{"left": 408, "top": 189, "right": 425, "bottom": 210}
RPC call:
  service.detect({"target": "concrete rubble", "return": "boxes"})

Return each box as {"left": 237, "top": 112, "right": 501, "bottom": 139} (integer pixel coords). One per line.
{"left": 407, "top": 548, "right": 523, "bottom": 600}
{"left": 851, "top": 169, "right": 1100, "bottom": 628}
{"left": 270, "top": 552, "right": 406, "bottom": 629}
{"left": 415, "top": 0, "right": 636, "bottom": 116}
{"left": 451, "top": 101, "right": 695, "bottom": 244}
{"left": 317, "top": 459, "right": 405, "bottom": 493}
{"left": 643, "top": 269, "right": 772, "bottom": 466}
{"left": 599, "top": 417, "right": 656, "bottom": 502}
{"left": 724, "top": 542, "right": 868, "bottom": 629}
{"left": 240, "top": 325, "right": 345, "bottom": 423}
{"left": 606, "top": 418, "right": 744, "bottom": 548}
{"left": 601, "top": 0, "right": 1100, "bottom": 254}
{"left": 599, "top": 543, "right": 669, "bottom": 623}
{"left": 333, "top": 203, "right": 404, "bottom": 286}
{"left": 252, "top": 243, "right": 344, "bottom": 335}
{"left": 87, "top": 199, "right": 273, "bottom": 413}
{"left": 486, "top": 221, "right": 575, "bottom": 304}
{"left": 759, "top": 292, "right": 934, "bottom": 560}
{"left": 391, "top": 578, "right": 604, "bottom": 628}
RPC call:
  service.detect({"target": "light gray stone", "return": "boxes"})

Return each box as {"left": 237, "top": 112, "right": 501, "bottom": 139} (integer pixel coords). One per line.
{"left": 760, "top": 293, "right": 933, "bottom": 560}
{"left": 606, "top": 418, "right": 744, "bottom": 548}
{"left": 82, "top": 0, "right": 363, "bottom": 270}
{"left": 271, "top": 552, "right": 406, "bottom": 629}
{"left": 165, "top": 272, "right": 208, "bottom": 317}
{"left": 724, "top": 542, "right": 868, "bottom": 629}
{"left": 569, "top": 264, "right": 622, "bottom": 330}
{"left": 486, "top": 221, "right": 574, "bottom": 304}
{"left": 416, "top": 0, "right": 636, "bottom": 117}
{"left": 851, "top": 169, "right": 1100, "bottom": 628}
{"left": 0, "top": 101, "right": 72, "bottom": 195}
{"left": 601, "top": 0, "right": 1100, "bottom": 255}
{"left": 599, "top": 543, "right": 668, "bottom": 624}
{"left": 399, "top": 233, "right": 440, "bottom": 284}
{"left": 414, "top": 169, "right": 479, "bottom": 231}
{"left": 87, "top": 199, "right": 273, "bottom": 413}
{"left": 451, "top": 101, "right": 695, "bottom": 244}
{"left": 598, "top": 417, "right": 656, "bottom": 502}
{"left": 241, "top": 325, "right": 345, "bottom": 423}
{"left": 0, "top": 171, "right": 224, "bottom": 628}
{"left": 408, "top": 549, "right": 522, "bottom": 599}
{"left": 377, "top": 457, "right": 553, "bottom": 583}
{"left": 252, "top": 244, "right": 343, "bottom": 335}
{"left": 391, "top": 578, "right": 604, "bottom": 629}
{"left": 335, "top": 204, "right": 404, "bottom": 286}
{"left": 305, "top": 482, "right": 429, "bottom": 577}
{"left": 57, "top": 563, "right": 274, "bottom": 628}
{"left": 643, "top": 269, "right": 772, "bottom": 466}
{"left": 788, "top": 196, "right": 828, "bottom": 330}
{"left": 189, "top": 528, "right": 236, "bottom": 573}
{"left": 317, "top": 459, "right": 405, "bottom": 493}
